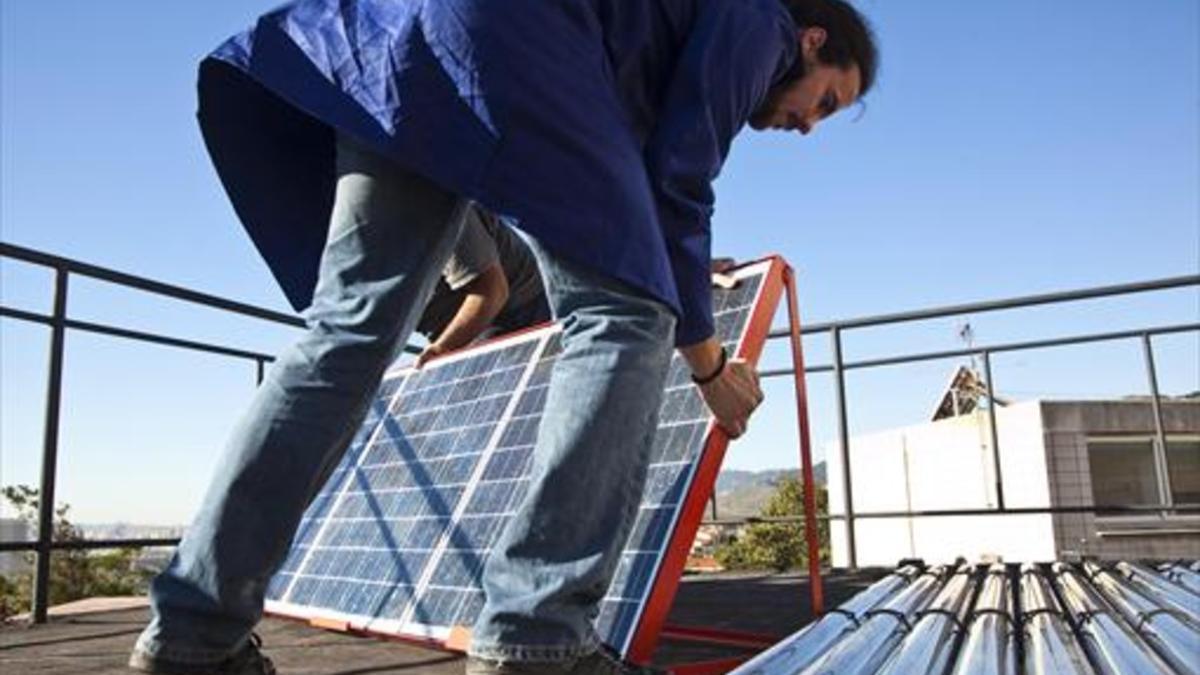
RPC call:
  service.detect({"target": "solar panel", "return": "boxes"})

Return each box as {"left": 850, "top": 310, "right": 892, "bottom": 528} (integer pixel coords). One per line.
{"left": 265, "top": 257, "right": 787, "bottom": 659}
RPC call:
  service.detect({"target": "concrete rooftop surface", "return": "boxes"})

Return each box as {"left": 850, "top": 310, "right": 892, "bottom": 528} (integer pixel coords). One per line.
{"left": 0, "top": 570, "right": 885, "bottom": 675}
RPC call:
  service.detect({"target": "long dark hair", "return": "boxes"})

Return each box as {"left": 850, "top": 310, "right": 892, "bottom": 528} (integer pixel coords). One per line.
{"left": 780, "top": 0, "right": 879, "bottom": 96}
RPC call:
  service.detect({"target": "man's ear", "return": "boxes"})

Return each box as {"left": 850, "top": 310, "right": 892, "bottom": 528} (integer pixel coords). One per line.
{"left": 799, "top": 27, "right": 828, "bottom": 59}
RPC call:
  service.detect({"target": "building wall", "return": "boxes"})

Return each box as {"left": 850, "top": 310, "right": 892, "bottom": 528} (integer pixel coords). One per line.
{"left": 1042, "top": 400, "right": 1200, "bottom": 561}
{"left": 828, "top": 400, "right": 1057, "bottom": 567}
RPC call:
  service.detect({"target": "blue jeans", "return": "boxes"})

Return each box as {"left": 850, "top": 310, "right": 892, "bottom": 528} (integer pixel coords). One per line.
{"left": 469, "top": 239, "right": 675, "bottom": 662}
{"left": 134, "top": 136, "right": 675, "bottom": 664}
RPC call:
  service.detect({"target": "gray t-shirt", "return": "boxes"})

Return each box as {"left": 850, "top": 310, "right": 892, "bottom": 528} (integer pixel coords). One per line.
{"left": 417, "top": 206, "right": 549, "bottom": 340}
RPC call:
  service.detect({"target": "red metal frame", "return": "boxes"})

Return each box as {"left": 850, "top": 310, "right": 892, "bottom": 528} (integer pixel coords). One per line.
{"left": 784, "top": 267, "right": 824, "bottom": 617}
{"left": 626, "top": 257, "right": 788, "bottom": 664}
{"left": 393, "top": 317, "right": 557, "bottom": 370}
{"left": 659, "top": 625, "right": 779, "bottom": 649}
{"left": 263, "top": 610, "right": 452, "bottom": 652}
{"left": 631, "top": 260, "right": 822, "bottom": 674}
{"left": 668, "top": 656, "right": 755, "bottom": 675}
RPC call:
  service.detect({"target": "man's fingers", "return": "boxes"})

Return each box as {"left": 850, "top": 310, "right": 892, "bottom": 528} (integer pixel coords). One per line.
{"left": 696, "top": 356, "right": 763, "bottom": 438}
{"left": 417, "top": 344, "right": 447, "bottom": 368}
{"left": 711, "top": 257, "right": 737, "bottom": 274}
{"left": 719, "top": 416, "right": 748, "bottom": 439}
{"left": 728, "top": 359, "right": 765, "bottom": 410}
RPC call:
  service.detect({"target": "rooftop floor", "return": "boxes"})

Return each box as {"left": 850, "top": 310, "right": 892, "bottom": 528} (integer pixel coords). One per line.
{"left": 0, "top": 569, "right": 886, "bottom": 674}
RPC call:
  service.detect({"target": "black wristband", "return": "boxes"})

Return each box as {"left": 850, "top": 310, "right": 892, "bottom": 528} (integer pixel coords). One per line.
{"left": 691, "top": 346, "right": 728, "bottom": 386}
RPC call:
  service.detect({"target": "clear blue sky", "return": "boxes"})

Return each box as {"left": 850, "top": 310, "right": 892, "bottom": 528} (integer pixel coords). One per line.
{"left": 2, "top": 1, "right": 1197, "bottom": 525}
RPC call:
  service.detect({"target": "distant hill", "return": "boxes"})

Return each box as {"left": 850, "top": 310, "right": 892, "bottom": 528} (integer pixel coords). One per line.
{"left": 713, "top": 464, "right": 825, "bottom": 519}
{"left": 77, "top": 523, "right": 186, "bottom": 540}
{"left": 716, "top": 463, "right": 825, "bottom": 494}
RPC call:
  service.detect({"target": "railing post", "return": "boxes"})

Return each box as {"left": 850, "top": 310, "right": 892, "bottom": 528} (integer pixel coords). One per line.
{"left": 830, "top": 327, "right": 857, "bottom": 569}
{"left": 256, "top": 358, "right": 265, "bottom": 386}
{"left": 981, "top": 351, "right": 1006, "bottom": 511}
{"left": 32, "top": 267, "right": 69, "bottom": 623}
{"left": 1141, "top": 334, "right": 1173, "bottom": 512}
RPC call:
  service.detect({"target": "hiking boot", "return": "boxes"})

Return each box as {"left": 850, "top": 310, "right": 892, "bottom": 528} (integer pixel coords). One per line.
{"left": 129, "top": 633, "right": 276, "bottom": 675}
{"left": 465, "top": 646, "right": 664, "bottom": 675}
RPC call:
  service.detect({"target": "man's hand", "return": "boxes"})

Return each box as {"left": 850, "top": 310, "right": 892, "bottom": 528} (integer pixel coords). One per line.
{"left": 679, "top": 336, "right": 763, "bottom": 438}
{"left": 416, "top": 342, "right": 448, "bottom": 368}
{"left": 697, "top": 358, "right": 762, "bottom": 438}
{"left": 710, "top": 257, "right": 737, "bottom": 274}
{"left": 710, "top": 257, "right": 739, "bottom": 290}
{"left": 420, "top": 264, "right": 509, "bottom": 369}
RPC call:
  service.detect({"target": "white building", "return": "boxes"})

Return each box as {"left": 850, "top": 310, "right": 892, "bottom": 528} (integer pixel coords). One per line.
{"left": 827, "top": 395, "right": 1199, "bottom": 566}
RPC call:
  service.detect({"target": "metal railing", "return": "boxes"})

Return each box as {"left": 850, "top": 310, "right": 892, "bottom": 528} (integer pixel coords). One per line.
{"left": 751, "top": 274, "right": 1200, "bottom": 569}
{"left": 1, "top": 240, "right": 1197, "bottom": 622}
{"left": 0, "top": 242, "right": 419, "bottom": 622}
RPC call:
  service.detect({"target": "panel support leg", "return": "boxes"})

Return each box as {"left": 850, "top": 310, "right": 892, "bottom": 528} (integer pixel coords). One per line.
{"left": 783, "top": 267, "right": 823, "bottom": 617}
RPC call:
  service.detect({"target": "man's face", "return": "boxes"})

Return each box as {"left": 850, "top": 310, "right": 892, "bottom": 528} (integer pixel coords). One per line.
{"left": 749, "top": 28, "right": 863, "bottom": 135}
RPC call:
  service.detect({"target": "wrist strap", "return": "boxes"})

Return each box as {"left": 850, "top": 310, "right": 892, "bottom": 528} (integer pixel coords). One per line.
{"left": 691, "top": 346, "right": 728, "bottom": 386}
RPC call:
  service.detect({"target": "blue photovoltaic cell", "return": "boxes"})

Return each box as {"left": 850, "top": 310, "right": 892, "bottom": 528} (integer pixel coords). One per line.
{"left": 266, "top": 373, "right": 408, "bottom": 603}
{"left": 268, "top": 340, "right": 538, "bottom": 621}
{"left": 266, "top": 265, "right": 770, "bottom": 653}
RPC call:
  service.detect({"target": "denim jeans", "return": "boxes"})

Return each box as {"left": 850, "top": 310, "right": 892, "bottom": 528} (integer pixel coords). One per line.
{"left": 134, "top": 136, "right": 676, "bottom": 665}
{"left": 134, "top": 136, "right": 468, "bottom": 663}
{"left": 469, "top": 240, "right": 675, "bottom": 663}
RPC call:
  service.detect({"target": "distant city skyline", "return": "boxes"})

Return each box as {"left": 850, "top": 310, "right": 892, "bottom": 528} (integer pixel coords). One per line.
{"left": 2, "top": 0, "right": 1197, "bottom": 525}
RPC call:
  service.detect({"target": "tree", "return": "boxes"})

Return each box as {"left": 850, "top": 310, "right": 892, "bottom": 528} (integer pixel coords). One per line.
{"left": 1, "top": 485, "right": 149, "bottom": 620}
{"left": 715, "top": 477, "right": 830, "bottom": 572}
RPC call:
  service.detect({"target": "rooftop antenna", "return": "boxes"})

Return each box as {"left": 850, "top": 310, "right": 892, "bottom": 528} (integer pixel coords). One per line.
{"left": 932, "top": 319, "right": 1009, "bottom": 417}
{"left": 956, "top": 319, "right": 979, "bottom": 370}
{"left": 959, "top": 318, "right": 991, "bottom": 404}
{"left": 931, "top": 319, "right": 987, "bottom": 420}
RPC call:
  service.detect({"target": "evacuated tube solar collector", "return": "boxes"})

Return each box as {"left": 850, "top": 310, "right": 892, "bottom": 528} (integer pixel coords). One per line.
{"left": 1019, "top": 564, "right": 1094, "bottom": 675}
{"left": 729, "top": 566, "right": 920, "bottom": 675}
{"left": 1113, "top": 561, "right": 1200, "bottom": 623}
{"left": 1052, "top": 562, "right": 1174, "bottom": 674}
{"left": 1082, "top": 562, "right": 1200, "bottom": 675}
{"left": 877, "top": 563, "right": 976, "bottom": 675}
{"left": 798, "top": 565, "right": 947, "bottom": 675}
{"left": 950, "top": 563, "right": 1017, "bottom": 675}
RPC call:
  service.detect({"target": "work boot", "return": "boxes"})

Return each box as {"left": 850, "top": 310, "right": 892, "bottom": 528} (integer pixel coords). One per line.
{"left": 465, "top": 646, "right": 664, "bottom": 674}
{"left": 129, "top": 633, "right": 276, "bottom": 675}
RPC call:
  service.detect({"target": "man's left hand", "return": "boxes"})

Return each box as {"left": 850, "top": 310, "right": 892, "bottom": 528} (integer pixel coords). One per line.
{"left": 416, "top": 343, "right": 448, "bottom": 368}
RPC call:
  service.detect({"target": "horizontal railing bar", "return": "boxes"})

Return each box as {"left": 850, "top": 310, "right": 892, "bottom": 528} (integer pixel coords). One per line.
{"left": 768, "top": 274, "right": 1199, "bottom": 338}
{"left": 0, "top": 537, "right": 181, "bottom": 553}
{"left": 758, "top": 322, "right": 1200, "bottom": 378}
{"left": 4, "top": 301, "right": 422, "bottom": 358}
{"left": 67, "top": 317, "right": 278, "bottom": 362}
{"left": 1, "top": 241, "right": 306, "bottom": 328}
{"left": 3, "top": 302, "right": 276, "bottom": 362}
{"left": 10, "top": 243, "right": 1195, "bottom": 346}
{"left": 30, "top": 308, "right": 1177, "bottom": 376}
{"left": 760, "top": 364, "right": 832, "bottom": 378}
{"left": 699, "top": 503, "right": 1200, "bottom": 527}
{"left": 0, "top": 305, "right": 54, "bottom": 327}
{"left": 1, "top": 252, "right": 423, "bottom": 357}
{"left": 835, "top": 323, "right": 1200, "bottom": 371}
{"left": 835, "top": 503, "right": 1200, "bottom": 519}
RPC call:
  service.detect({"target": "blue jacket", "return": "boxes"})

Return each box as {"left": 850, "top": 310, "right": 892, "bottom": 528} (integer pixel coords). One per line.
{"left": 199, "top": 0, "right": 796, "bottom": 345}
